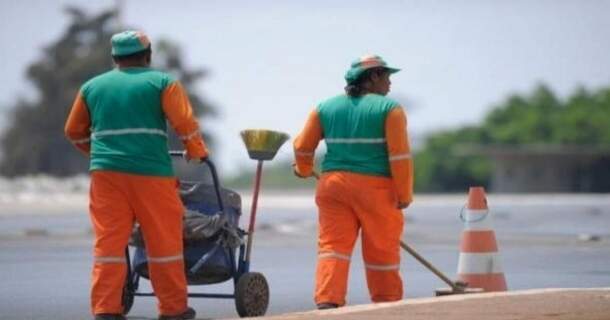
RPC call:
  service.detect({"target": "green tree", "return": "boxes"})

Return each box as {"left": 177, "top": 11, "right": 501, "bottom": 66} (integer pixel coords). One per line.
{"left": 414, "top": 127, "right": 491, "bottom": 192}
{"left": 555, "top": 87, "right": 610, "bottom": 144}
{"left": 483, "top": 85, "right": 561, "bottom": 144}
{"left": 414, "top": 84, "right": 610, "bottom": 192}
{"left": 0, "top": 7, "right": 216, "bottom": 177}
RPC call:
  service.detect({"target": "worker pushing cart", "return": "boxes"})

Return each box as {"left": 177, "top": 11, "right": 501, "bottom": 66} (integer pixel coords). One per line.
{"left": 64, "top": 30, "right": 207, "bottom": 320}
{"left": 293, "top": 54, "right": 414, "bottom": 309}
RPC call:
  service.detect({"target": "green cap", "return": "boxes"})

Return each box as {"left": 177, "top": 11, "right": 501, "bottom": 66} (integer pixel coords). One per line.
{"left": 344, "top": 54, "right": 400, "bottom": 84}
{"left": 111, "top": 30, "right": 151, "bottom": 56}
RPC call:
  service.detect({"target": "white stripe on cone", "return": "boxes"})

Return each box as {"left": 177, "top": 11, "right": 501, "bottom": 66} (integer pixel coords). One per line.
{"left": 458, "top": 252, "right": 504, "bottom": 274}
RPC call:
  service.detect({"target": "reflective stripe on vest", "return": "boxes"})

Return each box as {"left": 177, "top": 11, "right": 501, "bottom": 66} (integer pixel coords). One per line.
{"left": 92, "top": 128, "right": 168, "bottom": 139}
{"left": 365, "top": 263, "right": 400, "bottom": 271}
{"left": 325, "top": 138, "right": 386, "bottom": 144}
{"left": 82, "top": 68, "right": 175, "bottom": 176}
{"left": 318, "top": 251, "right": 351, "bottom": 261}
{"left": 94, "top": 256, "right": 125, "bottom": 264}
{"left": 317, "top": 94, "right": 398, "bottom": 176}
{"left": 147, "top": 254, "right": 183, "bottom": 264}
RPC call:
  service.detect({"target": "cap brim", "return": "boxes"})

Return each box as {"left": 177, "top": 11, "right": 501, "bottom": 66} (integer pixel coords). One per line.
{"left": 386, "top": 67, "right": 400, "bottom": 74}
{"left": 345, "top": 66, "right": 401, "bottom": 84}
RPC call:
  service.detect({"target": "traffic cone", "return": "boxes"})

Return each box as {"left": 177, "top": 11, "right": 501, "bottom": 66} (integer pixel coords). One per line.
{"left": 457, "top": 186, "right": 507, "bottom": 292}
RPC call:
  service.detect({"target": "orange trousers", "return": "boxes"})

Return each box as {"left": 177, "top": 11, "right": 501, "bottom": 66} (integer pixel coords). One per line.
{"left": 315, "top": 171, "right": 404, "bottom": 306}
{"left": 89, "top": 171, "right": 187, "bottom": 316}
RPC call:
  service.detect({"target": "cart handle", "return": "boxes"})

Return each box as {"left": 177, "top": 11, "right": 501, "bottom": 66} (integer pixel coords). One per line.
{"left": 169, "top": 150, "right": 224, "bottom": 212}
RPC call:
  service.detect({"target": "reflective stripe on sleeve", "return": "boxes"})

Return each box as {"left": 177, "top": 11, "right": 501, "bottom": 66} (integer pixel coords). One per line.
{"left": 70, "top": 137, "right": 91, "bottom": 144}
{"left": 179, "top": 130, "right": 200, "bottom": 141}
{"left": 295, "top": 150, "right": 314, "bottom": 157}
{"left": 92, "top": 128, "right": 168, "bottom": 139}
{"left": 94, "top": 256, "right": 125, "bottom": 264}
{"left": 325, "top": 138, "right": 386, "bottom": 144}
{"left": 147, "top": 254, "right": 183, "bottom": 264}
{"left": 389, "top": 153, "right": 412, "bottom": 161}
{"left": 318, "top": 251, "right": 351, "bottom": 261}
{"left": 365, "top": 263, "right": 400, "bottom": 271}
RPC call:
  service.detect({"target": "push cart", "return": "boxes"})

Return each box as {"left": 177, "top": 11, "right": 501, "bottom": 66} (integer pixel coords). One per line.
{"left": 122, "top": 153, "right": 269, "bottom": 317}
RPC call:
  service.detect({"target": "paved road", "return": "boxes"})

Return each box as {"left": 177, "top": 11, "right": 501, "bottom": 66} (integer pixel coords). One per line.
{"left": 1, "top": 229, "right": 609, "bottom": 320}
{"left": 1, "top": 194, "right": 609, "bottom": 319}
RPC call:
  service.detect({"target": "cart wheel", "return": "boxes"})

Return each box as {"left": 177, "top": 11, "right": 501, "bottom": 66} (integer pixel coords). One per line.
{"left": 235, "top": 272, "right": 269, "bottom": 317}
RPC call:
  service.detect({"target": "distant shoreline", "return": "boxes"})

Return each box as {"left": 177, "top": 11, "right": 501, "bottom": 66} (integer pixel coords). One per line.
{"left": 1, "top": 191, "right": 609, "bottom": 216}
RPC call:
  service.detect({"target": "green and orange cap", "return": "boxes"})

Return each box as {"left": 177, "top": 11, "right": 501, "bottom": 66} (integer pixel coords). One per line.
{"left": 111, "top": 30, "right": 151, "bottom": 57}
{"left": 344, "top": 54, "right": 400, "bottom": 84}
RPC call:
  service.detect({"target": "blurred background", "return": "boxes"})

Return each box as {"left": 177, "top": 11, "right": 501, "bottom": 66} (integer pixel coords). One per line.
{"left": 1, "top": 1, "right": 609, "bottom": 319}
{"left": 1, "top": 0, "right": 609, "bottom": 192}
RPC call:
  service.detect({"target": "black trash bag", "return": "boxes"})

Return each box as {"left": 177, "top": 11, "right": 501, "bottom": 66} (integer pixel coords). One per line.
{"left": 183, "top": 210, "right": 243, "bottom": 249}
{"left": 129, "top": 209, "right": 242, "bottom": 249}
{"left": 183, "top": 210, "right": 228, "bottom": 242}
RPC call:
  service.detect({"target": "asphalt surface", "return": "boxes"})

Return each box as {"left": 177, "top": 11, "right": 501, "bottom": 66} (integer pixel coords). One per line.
{"left": 1, "top": 228, "right": 609, "bottom": 319}
{"left": 1, "top": 193, "right": 609, "bottom": 319}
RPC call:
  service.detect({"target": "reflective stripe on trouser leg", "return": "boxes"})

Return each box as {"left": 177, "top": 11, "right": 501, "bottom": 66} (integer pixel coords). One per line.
{"left": 315, "top": 252, "right": 351, "bottom": 306}
{"left": 352, "top": 174, "right": 404, "bottom": 302}
{"left": 364, "top": 262, "right": 402, "bottom": 302}
{"left": 314, "top": 173, "right": 359, "bottom": 306}
{"left": 147, "top": 252, "right": 186, "bottom": 316}
{"left": 131, "top": 174, "right": 187, "bottom": 316}
{"left": 89, "top": 171, "right": 135, "bottom": 315}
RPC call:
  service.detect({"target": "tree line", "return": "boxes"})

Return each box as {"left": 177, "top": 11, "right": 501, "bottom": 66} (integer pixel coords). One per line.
{"left": 413, "top": 84, "right": 610, "bottom": 192}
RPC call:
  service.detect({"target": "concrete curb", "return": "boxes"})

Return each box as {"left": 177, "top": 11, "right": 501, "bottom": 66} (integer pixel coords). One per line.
{"left": 247, "top": 288, "right": 610, "bottom": 320}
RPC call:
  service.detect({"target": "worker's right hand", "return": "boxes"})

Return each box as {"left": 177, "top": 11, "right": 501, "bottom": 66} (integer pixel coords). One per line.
{"left": 183, "top": 152, "right": 207, "bottom": 163}
{"left": 292, "top": 163, "right": 315, "bottom": 179}
{"left": 397, "top": 201, "right": 410, "bottom": 209}
{"left": 293, "top": 169, "right": 312, "bottom": 179}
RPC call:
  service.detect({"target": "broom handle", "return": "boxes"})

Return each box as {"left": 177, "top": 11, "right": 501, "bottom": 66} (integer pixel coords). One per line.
{"left": 400, "top": 240, "right": 458, "bottom": 290}
{"left": 245, "top": 160, "right": 263, "bottom": 263}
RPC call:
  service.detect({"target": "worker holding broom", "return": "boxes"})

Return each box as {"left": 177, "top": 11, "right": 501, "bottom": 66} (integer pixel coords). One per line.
{"left": 64, "top": 31, "right": 207, "bottom": 320}
{"left": 293, "top": 54, "right": 414, "bottom": 309}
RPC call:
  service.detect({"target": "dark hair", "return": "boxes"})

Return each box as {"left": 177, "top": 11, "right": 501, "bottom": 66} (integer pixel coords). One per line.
{"left": 112, "top": 47, "right": 152, "bottom": 63}
{"left": 344, "top": 67, "right": 388, "bottom": 97}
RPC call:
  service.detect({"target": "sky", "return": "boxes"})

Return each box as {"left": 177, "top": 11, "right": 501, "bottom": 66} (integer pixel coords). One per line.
{"left": 1, "top": 0, "right": 609, "bottom": 176}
